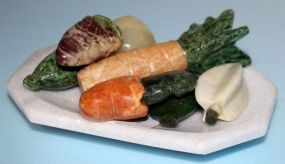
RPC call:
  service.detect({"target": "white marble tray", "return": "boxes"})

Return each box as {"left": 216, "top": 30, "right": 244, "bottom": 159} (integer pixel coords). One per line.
{"left": 7, "top": 46, "right": 277, "bottom": 154}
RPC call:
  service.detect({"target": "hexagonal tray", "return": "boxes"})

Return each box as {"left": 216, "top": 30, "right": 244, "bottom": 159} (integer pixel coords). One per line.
{"left": 7, "top": 46, "right": 277, "bottom": 154}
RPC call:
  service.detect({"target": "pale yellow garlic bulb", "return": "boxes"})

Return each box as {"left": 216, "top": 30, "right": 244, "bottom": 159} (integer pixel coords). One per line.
{"left": 113, "top": 16, "right": 156, "bottom": 52}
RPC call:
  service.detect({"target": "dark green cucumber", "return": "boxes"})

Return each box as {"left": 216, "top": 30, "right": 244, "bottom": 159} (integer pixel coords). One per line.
{"left": 142, "top": 71, "right": 197, "bottom": 105}
{"left": 23, "top": 51, "right": 79, "bottom": 91}
{"left": 149, "top": 93, "right": 201, "bottom": 127}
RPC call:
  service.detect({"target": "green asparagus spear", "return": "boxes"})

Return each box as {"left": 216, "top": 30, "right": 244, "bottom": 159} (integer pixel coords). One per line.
{"left": 178, "top": 9, "right": 250, "bottom": 71}
{"left": 189, "top": 45, "right": 251, "bottom": 74}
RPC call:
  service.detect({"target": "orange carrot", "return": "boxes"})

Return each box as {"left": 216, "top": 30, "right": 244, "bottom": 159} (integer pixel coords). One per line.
{"left": 78, "top": 41, "right": 187, "bottom": 91}
{"left": 79, "top": 76, "right": 148, "bottom": 121}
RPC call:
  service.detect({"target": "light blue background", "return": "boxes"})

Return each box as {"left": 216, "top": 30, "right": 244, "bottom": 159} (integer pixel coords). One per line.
{"left": 1, "top": 0, "right": 284, "bottom": 163}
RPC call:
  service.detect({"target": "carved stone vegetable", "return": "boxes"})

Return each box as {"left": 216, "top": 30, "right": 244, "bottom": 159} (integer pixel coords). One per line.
{"left": 149, "top": 93, "right": 200, "bottom": 127}
{"left": 142, "top": 71, "right": 197, "bottom": 105}
{"left": 195, "top": 63, "right": 248, "bottom": 125}
{"left": 23, "top": 51, "right": 79, "bottom": 91}
{"left": 80, "top": 76, "right": 148, "bottom": 121}
{"left": 78, "top": 9, "right": 251, "bottom": 92}
{"left": 189, "top": 45, "right": 251, "bottom": 74}
{"left": 113, "top": 16, "right": 156, "bottom": 52}
{"left": 56, "top": 15, "right": 122, "bottom": 66}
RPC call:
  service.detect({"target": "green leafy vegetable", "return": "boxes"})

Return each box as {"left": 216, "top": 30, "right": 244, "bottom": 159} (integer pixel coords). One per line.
{"left": 178, "top": 9, "right": 251, "bottom": 72}
{"left": 23, "top": 51, "right": 79, "bottom": 91}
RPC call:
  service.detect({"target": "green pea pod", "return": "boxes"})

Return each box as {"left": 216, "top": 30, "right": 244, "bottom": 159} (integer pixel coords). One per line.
{"left": 149, "top": 93, "right": 201, "bottom": 127}
{"left": 23, "top": 51, "right": 79, "bottom": 91}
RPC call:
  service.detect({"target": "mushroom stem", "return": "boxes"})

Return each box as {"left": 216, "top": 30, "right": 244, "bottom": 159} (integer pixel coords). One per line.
{"left": 205, "top": 109, "right": 219, "bottom": 125}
